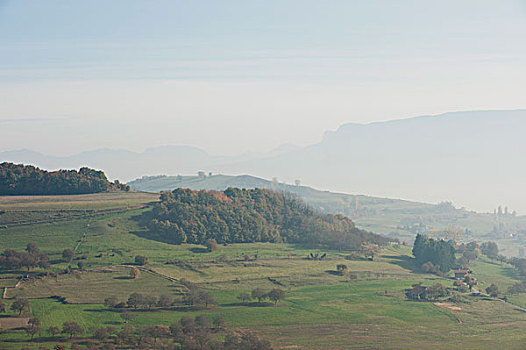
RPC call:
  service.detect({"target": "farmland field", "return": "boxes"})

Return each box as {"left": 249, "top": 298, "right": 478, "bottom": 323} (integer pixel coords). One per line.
{"left": 1, "top": 193, "right": 526, "bottom": 349}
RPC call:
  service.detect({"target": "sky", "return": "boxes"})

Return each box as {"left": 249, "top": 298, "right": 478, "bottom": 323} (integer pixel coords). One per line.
{"left": 1, "top": 0, "right": 526, "bottom": 156}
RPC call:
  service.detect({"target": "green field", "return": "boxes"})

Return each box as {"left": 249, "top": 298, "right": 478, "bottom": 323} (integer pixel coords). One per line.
{"left": 1, "top": 193, "right": 526, "bottom": 349}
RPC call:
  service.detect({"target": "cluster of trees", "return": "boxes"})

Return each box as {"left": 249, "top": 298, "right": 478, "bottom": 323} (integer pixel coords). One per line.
{"left": 104, "top": 293, "right": 176, "bottom": 310}
{"left": 23, "top": 314, "right": 271, "bottom": 350}
{"left": 507, "top": 281, "right": 526, "bottom": 295}
{"left": 169, "top": 315, "right": 272, "bottom": 350}
{"left": 413, "top": 234, "right": 456, "bottom": 273}
{"left": 0, "top": 162, "right": 129, "bottom": 195}
{"left": 181, "top": 279, "right": 218, "bottom": 309}
{"left": 105, "top": 280, "right": 219, "bottom": 311}
{"left": 480, "top": 241, "right": 499, "bottom": 259}
{"left": 147, "top": 188, "right": 391, "bottom": 249}
{"left": 0, "top": 243, "right": 50, "bottom": 271}
{"left": 237, "top": 288, "right": 285, "bottom": 305}
{"left": 456, "top": 242, "right": 482, "bottom": 267}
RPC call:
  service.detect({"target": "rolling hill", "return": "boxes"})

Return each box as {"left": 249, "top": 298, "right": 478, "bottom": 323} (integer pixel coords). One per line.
{"left": 128, "top": 173, "right": 526, "bottom": 256}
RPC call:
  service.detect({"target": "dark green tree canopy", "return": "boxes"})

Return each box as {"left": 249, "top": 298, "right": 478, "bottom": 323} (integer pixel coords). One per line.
{"left": 0, "top": 162, "right": 129, "bottom": 195}
{"left": 412, "top": 234, "right": 456, "bottom": 273}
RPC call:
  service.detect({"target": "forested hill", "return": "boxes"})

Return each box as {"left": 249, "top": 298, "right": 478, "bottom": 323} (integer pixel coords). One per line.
{"left": 145, "top": 188, "right": 392, "bottom": 249}
{"left": 0, "top": 162, "right": 129, "bottom": 195}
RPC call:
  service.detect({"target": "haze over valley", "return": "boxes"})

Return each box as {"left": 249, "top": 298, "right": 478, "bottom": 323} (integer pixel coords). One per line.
{"left": 3, "top": 109, "right": 525, "bottom": 214}
{"left": 2, "top": 1, "right": 526, "bottom": 349}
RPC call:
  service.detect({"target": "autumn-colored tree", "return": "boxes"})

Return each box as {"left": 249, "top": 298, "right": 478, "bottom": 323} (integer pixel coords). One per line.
{"left": 130, "top": 266, "right": 140, "bottom": 279}
{"left": 336, "top": 264, "right": 348, "bottom": 275}
{"left": 205, "top": 238, "right": 219, "bottom": 252}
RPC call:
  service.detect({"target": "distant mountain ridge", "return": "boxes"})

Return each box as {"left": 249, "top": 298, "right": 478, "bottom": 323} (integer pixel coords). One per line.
{"left": 219, "top": 109, "right": 526, "bottom": 213}
{"left": 2, "top": 109, "right": 526, "bottom": 213}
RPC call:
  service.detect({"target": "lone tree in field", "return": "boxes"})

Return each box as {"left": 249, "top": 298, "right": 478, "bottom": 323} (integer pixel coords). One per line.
{"left": 336, "top": 264, "right": 348, "bottom": 275}
{"left": 267, "top": 288, "right": 285, "bottom": 306}
{"left": 134, "top": 255, "right": 149, "bottom": 265}
{"left": 11, "top": 298, "right": 30, "bottom": 315}
{"left": 26, "top": 317, "right": 41, "bottom": 339}
{"left": 486, "top": 283, "right": 500, "bottom": 298}
{"left": 62, "top": 249, "right": 75, "bottom": 263}
{"left": 62, "top": 321, "right": 84, "bottom": 339}
{"left": 130, "top": 266, "right": 140, "bottom": 279}
{"left": 251, "top": 288, "right": 267, "bottom": 303}
{"left": 205, "top": 238, "right": 219, "bottom": 252}
{"left": 201, "top": 291, "right": 217, "bottom": 309}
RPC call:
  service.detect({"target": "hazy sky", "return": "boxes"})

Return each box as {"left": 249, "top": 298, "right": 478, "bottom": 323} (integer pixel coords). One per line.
{"left": 1, "top": 0, "right": 526, "bottom": 155}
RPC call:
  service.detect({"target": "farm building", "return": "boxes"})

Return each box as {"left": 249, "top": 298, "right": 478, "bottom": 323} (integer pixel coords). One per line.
{"left": 453, "top": 269, "right": 471, "bottom": 279}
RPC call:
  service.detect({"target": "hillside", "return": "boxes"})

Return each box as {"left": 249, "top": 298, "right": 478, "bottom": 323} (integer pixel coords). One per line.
{"left": 143, "top": 188, "right": 391, "bottom": 249}
{"left": 129, "top": 173, "right": 526, "bottom": 256}
{"left": 221, "top": 110, "right": 526, "bottom": 214}
{"left": 1, "top": 193, "right": 526, "bottom": 349}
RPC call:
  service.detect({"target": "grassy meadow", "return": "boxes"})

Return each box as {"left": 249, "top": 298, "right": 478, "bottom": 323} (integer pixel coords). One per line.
{"left": 0, "top": 193, "right": 526, "bottom": 349}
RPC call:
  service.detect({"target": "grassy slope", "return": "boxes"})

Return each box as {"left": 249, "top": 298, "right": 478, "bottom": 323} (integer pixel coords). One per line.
{"left": 128, "top": 175, "right": 526, "bottom": 256}
{"left": 1, "top": 194, "right": 526, "bottom": 349}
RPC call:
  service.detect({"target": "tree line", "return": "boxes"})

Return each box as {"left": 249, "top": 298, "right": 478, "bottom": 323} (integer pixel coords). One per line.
{"left": 146, "top": 188, "right": 392, "bottom": 249}
{"left": 19, "top": 314, "right": 272, "bottom": 350}
{"left": 237, "top": 288, "right": 285, "bottom": 306}
{"left": 0, "top": 162, "right": 129, "bottom": 195}
{"left": 0, "top": 243, "right": 50, "bottom": 271}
